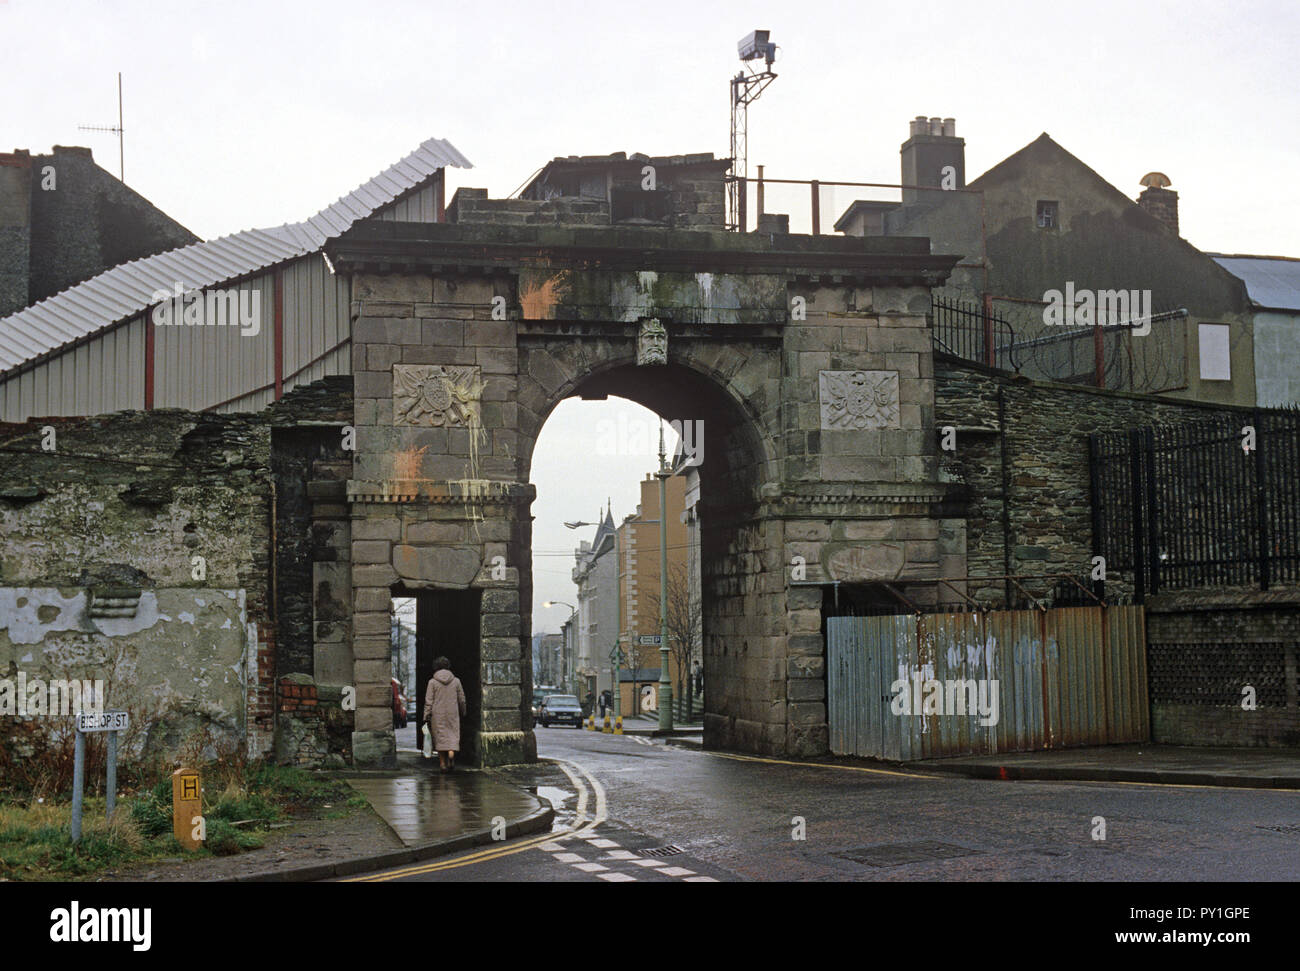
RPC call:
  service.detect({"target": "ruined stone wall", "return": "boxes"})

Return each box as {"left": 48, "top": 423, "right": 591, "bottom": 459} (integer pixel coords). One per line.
{"left": 0, "top": 409, "right": 275, "bottom": 759}
{"left": 266, "top": 376, "right": 355, "bottom": 765}
{"left": 0, "top": 378, "right": 357, "bottom": 765}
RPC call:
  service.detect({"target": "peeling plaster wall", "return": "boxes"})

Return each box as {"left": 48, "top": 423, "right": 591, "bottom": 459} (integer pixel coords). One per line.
{"left": 0, "top": 405, "right": 282, "bottom": 759}
{"left": 0, "top": 587, "right": 252, "bottom": 758}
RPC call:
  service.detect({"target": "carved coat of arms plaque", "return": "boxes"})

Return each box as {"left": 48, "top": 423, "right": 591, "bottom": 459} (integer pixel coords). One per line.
{"left": 392, "top": 365, "right": 482, "bottom": 426}
{"left": 819, "top": 370, "right": 900, "bottom": 429}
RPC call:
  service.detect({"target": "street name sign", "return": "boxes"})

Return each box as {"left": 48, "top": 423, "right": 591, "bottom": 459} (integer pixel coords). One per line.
{"left": 77, "top": 710, "right": 128, "bottom": 732}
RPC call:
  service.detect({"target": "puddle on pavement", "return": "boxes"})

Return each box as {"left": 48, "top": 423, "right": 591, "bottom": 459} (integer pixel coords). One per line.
{"left": 535, "top": 786, "right": 572, "bottom": 808}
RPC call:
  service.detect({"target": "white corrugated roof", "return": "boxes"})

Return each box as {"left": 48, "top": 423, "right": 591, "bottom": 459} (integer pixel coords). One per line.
{"left": 0, "top": 136, "right": 472, "bottom": 374}
{"left": 1211, "top": 255, "right": 1300, "bottom": 312}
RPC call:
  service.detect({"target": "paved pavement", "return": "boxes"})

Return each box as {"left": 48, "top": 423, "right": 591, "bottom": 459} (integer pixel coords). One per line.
{"left": 232, "top": 749, "right": 553, "bottom": 882}
{"left": 345, "top": 763, "right": 540, "bottom": 847}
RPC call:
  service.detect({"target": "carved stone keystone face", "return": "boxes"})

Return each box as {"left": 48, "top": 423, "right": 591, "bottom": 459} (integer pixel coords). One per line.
{"left": 637, "top": 318, "right": 668, "bottom": 366}
{"left": 393, "top": 364, "right": 482, "bottom": 426}
{"left": 819, "top": 370, "right": 900, "bottom": 429}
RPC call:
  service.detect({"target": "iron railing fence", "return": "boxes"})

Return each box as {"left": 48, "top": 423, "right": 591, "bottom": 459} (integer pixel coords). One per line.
{"left": 1089, "top": 408, "right": 1300, "bottom": 600}
{"left": 930, "top": 295, "right": 1021, "bottom": 371}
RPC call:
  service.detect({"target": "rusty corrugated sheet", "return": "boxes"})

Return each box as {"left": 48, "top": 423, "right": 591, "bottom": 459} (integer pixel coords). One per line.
{"left": 827, "top": 604, "right": 1149, "bottom": 760}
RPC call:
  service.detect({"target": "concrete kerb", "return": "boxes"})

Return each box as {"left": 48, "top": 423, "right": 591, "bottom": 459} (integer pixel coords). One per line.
{"left": 224, "top": 771, "right": 554, "bottom": 883}
{"left": 916, "top": 761, "right": 1300, "bottom": 790}
{"left": 658, "top": 741, "right": 1300, "bottom": 789}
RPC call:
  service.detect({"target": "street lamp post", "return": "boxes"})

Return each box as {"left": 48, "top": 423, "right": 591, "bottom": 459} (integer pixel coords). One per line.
{"left": 543, "top": 600, "right": 577, "bottom": 696}
{"left": 656, "top": 422, "right": 674, "bottom": 732}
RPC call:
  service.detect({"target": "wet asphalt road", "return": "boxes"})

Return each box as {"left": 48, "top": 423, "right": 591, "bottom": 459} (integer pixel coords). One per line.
{"left": 347, "top": 726, "right": 1300, "bottom": 882}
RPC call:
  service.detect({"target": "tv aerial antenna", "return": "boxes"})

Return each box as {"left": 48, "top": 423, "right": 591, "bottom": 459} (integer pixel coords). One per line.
{"left": 728, "top": 30, "right": 779, "bottom": 231}
{"left": 78, "top": 72, "right": 125, "bottom": 183}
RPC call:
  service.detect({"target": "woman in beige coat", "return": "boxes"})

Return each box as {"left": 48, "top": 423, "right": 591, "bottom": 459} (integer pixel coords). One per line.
{"left": 425, "top": 656, "right": 467, "bottom": 773}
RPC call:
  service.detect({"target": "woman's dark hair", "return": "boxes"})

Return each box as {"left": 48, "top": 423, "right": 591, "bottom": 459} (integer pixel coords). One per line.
{"left": 433, "top": 656, "right": 450, "bottom": 672}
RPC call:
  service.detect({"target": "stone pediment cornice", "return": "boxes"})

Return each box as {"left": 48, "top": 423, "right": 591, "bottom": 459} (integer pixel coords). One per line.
{"left": 327, "top": 221, "right": 959, "bottom": 288}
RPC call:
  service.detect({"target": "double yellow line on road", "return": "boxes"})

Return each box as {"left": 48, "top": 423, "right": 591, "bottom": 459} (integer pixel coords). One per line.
{"left": 343, "top": 758, "right": 607, "bottom": 882}
{"left": 708, "top": 750, "right": 933, "bottom": 780}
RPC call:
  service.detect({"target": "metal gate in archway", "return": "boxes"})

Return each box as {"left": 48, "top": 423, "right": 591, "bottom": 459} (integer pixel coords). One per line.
{"left": 826, "top": 605, "right": 1149, "bottom": 760}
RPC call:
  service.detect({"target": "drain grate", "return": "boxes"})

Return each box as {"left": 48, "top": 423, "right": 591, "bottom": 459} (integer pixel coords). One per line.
{"left": 836, "top": 841, "right": 981, "bottom": 868}
{"left": 640, "top": 845, "right": 685, "bottom": 858}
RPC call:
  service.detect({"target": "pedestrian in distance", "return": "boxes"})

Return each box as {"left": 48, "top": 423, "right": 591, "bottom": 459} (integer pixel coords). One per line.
{"left": 425, "top": 656, "right": 467, "bottom": 774}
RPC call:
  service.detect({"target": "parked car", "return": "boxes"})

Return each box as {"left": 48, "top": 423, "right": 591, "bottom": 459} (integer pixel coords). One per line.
{"left": 539, "top": 694, "right": 584, "bottom": 728}
{"left": 391, "top": 678, "right": 407, "bottom": 729}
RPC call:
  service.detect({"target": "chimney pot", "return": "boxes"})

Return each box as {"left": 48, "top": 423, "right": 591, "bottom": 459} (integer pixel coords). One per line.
{"left": 929, "top": 116, "right": 943, "bottom": 135}
{"left": 942, "top": 118, "right": 956, "bottom": 137}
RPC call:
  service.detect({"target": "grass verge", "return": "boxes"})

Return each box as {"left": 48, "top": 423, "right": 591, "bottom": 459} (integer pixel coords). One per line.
{"left": 0, "top": 764, "right": 364, "bottom": 881}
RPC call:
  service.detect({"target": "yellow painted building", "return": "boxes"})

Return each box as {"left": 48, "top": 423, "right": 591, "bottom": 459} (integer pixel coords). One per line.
{"left": 615, "top": 470, "right": 689, "bottom": 716}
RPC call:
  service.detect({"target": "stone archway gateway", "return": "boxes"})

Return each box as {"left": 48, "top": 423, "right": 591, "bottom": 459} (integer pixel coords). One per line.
{"left": 328, "top": 218, "right": 960, "bottom": 767}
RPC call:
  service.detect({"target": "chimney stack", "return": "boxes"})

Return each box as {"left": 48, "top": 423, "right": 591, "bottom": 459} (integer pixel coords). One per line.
{"left": 900, "top": 115, "right": 964, "bottom": 206}
{"left": 1137, "top": 172, "right": 1179, "bottom": 236}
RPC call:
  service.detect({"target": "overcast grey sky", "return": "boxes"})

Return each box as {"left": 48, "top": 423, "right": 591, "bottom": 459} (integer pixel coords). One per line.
{"left": 5, "top": 0, "right": 1297, "bottom": 630}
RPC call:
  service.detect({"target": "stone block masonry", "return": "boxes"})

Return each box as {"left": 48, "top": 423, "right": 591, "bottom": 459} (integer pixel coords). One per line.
{"left": 330, "top": 218, "right": 959, "bottom": 764}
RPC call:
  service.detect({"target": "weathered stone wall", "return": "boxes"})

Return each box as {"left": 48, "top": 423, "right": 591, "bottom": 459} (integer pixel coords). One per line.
{"left": 454, "top": 156, "right": 726, "bottom": 231}
{"left": 0, "top": 378, "right": 357, "bottom": 764}
{"left": 266, "top": 376, "right": 355, "bottom": 764}
{"left": 934, "top": 356, "right": 1259, "bottom": 604}
{"left": 0, "top": 409, "right": 274, "bottom": 757}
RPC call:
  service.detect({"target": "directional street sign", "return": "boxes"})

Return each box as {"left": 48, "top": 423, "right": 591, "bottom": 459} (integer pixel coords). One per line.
{"left": 638, "top": 634, "right": 662, "bottom": 646}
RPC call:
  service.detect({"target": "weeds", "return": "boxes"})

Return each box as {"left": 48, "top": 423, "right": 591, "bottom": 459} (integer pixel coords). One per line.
{"left": 0, "top": 720, "right": 358, "bottom": 880}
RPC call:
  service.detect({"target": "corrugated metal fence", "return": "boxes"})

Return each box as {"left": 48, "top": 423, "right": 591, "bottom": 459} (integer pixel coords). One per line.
{"left": 827, "top": 606, "right": 1148, "bottom": 760}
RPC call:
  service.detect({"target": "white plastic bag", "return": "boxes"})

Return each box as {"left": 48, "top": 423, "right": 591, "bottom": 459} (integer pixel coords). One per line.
{"left": 422, "top": 725, "right": 433, "bottom": 758}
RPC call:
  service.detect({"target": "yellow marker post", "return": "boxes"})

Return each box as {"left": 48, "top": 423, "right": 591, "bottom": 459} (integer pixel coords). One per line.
{"left": 614, "top": 715, "right": 623, "bottom": 735}
{"left": 172, "top": 767, "right": 203, "bottom": 851}
{"left": 602, "top": 714, "right": 611, "bottom": 734}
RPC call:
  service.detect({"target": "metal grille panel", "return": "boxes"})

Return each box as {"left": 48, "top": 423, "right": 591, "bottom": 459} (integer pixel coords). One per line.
{"left": 1148, "top": 642, "right": 1289, "bottom": 706}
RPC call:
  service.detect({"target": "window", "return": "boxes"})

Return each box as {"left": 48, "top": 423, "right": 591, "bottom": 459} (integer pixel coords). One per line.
{"left": 612, "top": 187, "right": 669, "bottom": 224}
{"left": 1036, "top": 200, "right": 1058, "bottom": 229}
{"left": 1198, "top": 323, "right": 1231, "bottom": 381}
